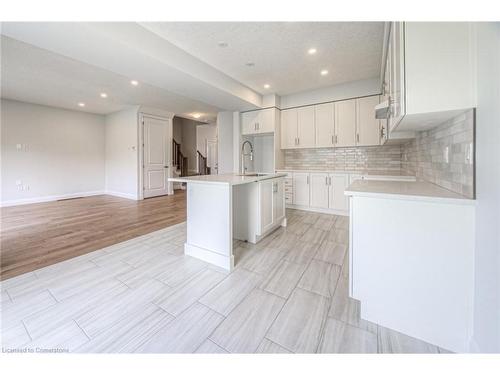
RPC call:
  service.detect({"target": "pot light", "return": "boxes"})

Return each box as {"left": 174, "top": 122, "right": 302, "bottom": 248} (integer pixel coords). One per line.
{"left": 308, "top": 48, "right": 317, "bottom": 55}
{"left": 78, "top": 102, "right": 85, "bottom": 107}
{"left": 245, "top": 62, "right": 255, "bottom": 67}
{"left": 264, "top": 84, "right": 271, "bottom": 89}
{"left": 192, "top": 113, "right": 202, "bottom": 119}
{"left": 100, "top": 93, "right": 108, "bottom": 98}
{"left": 130, "top": 80, "right": 139, "bottom": 86}
{"left": 320, "top": 69, "right": 329, "bottom": 76}
{"left": 218, "top": 41, "right": 228, "bottom": 48}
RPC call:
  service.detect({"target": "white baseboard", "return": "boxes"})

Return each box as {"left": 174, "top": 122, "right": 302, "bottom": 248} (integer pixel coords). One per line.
{"left": 286, "top": 204, "right": 349, "bottom": 216}
{"left": 185, "top": 243, "right": 233, "bottom": 272}
{"left": 0, "top": 190, "right": 106, "bottom": 207}
{"left": 105, "top": 191, "right": 139, "bottom": 200}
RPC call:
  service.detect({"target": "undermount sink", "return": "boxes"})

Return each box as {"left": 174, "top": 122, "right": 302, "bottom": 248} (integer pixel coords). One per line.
{"left": 238, "top": 173, "right": 268, "bottom": 177}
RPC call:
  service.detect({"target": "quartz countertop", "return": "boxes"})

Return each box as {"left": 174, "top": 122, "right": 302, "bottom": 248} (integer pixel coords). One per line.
{"left": 345, "top": 179, "right": 475, "bottom": 205}
{"left": 169, "top": 173, "right": 287, "bottom": 186}
{"left": 276, "top": 169, "right": 416, "bottom": 181}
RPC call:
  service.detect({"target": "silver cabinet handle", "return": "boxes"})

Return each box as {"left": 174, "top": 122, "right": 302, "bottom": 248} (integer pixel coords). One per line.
{"left": 297, "top": 137, "right": 300, "bottom": 145}
{"left": 331, "top": 135, "right": 334, "bottom": 144}
{"left": 307, "top": 175, "right": 310, "bottom": 185}
{"left": 335, "top": 135, "right": 338, "bottom": 144}
{"left": 356, "top": 134, "right": 360, "bottom": 143}
{"left": 325, "top": 176, "right": 328, "bottom": 185}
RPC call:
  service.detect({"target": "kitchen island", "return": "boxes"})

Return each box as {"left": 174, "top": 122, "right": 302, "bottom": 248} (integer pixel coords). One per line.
{"left": 169, "top": 173, "right": 287, "bottom": 271}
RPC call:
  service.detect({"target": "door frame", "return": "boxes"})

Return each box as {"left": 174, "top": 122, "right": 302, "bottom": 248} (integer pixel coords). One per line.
{"left": 138, "top": 112, "right": 173, "bottom": 200}
{"left": 206, "top": 138, "right": 218, "bottom": 174}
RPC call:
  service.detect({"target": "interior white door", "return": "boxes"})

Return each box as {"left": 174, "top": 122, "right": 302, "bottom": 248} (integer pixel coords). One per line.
{"left": 315, "top": 103, "right": 335, "bottom": 148}
{"left": 293, "top": 172, "right": 310, "bottom": 206}
{"left": 297, "top": 106, "right": 315, "bottom": 148}
{"left": 206, "top": 139, "right": 218, "bottom": 174}
{"left": 335, "top": 100, "right": 357, "bottom": 147}
{"left": 356, "top": 96, "right": 381, "bottom": 146}
{"left": 310, "top": 173, "right": 330, "bottom": 209}
{"left": 329, "top": 174, "right": 349, "bottom": 211}
{"left": 143, "top": 115, "right": 169, "bottom": 198}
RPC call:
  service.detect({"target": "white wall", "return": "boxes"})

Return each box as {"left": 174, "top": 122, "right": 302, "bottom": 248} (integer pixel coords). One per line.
{"left": 1, "top": 99, "right": 105, "bottom": 205}
{"left": 104, "top": 107, "right": 139, "bottom": 199}
{"left": 279, "top": 77, "right": 380, "bottom": 109}
{"left": 472, "top": 22, "right": 500, "bottom": 353}
{"left": 217, "top": 111, "right": 235, "bottom": 174}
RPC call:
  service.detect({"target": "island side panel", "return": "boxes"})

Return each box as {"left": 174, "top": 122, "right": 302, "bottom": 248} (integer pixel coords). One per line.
{"left": 184, "top": 182, "right": 234, "bottom": 271}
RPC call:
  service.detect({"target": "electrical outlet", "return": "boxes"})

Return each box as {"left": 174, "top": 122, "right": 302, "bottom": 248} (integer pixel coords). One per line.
{"left": 15, "top": 180, "right": 22, "bottom": 186}
{"left": 443, "top": 146, "right": 450, "bottom": 164}
{"left": 16, "top": 144, "right": 22, "bottom": 151}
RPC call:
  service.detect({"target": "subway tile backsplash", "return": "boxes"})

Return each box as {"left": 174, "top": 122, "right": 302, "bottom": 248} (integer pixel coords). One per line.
{"left": 402, "top": 109, "right": 475, "bottom": 198}
{"left": 284, "top": 145, "right": 406, "bottom": 174}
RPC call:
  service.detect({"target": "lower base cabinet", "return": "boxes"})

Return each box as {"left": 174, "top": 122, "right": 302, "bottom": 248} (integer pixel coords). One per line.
{"left": 258, "top": 177, "right": 285, "bottom": 235}
{"left": 310, "top": 173, "right": 330, "bottom": 208}
{"left": 329, "top": 174, "right": 349, "bottom": 211}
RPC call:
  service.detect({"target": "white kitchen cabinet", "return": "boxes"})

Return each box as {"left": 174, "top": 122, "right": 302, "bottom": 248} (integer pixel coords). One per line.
{"left": 356, "top": 96, "right": 381, "bottom": 146}
{"left": 293, "top": 172, "right": 310, "bottom": 206}
{"left": 334, "top": 100, "right": 357, "bottom": 147}
{"left": 329, "top": 174, "right": 349, "bottom": 211}
{"left": 310, "top": 173, "right": 330, "bottom": 209}
{"left": 258, "top": 177, "right": 285, "bottom": 235}
{"left": 315, "top": 103, "right": 335, "bottom": 148}
{"left": 384, "top": 22, "right": 476, "bottom": 132}
{"left": 280, "top": 108, "right": 298, "bottom": 149}
{"left": 241, "top": 108, "right": 277, "bottom": 136}
{"left": 259, "top": 179, "right": 274, "bottom": 234}
{"left": 297, "top": 106, "right": 315, "bottom": 148}
{"left": 273, "top": 178, "right": 285, "bottom": 224}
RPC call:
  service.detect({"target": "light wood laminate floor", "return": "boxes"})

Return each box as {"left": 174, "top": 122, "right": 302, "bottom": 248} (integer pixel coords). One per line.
{"left": 0, "top": 191, "right": 186, "bottom": 280}
{"left": 0, "top": 209, "right": 448, "bottom": 353}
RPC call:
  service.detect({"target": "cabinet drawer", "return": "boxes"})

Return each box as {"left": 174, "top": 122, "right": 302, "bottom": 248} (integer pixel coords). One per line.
{"left": 285, "top": 195, "right": 293, "bottom": 204}
{"left": 285, "top": 186, "right": 293, "bottom": 193}
{"left": 284, "top": 178, "right": 293, "bottom": 186}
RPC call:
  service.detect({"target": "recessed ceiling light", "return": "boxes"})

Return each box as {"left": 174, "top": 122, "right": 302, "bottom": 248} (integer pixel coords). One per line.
{"left": 264, "top": 84, "right": 271, "bottom": 89}
{"left": 308, "top": 48, "right": 317, "bottom": 55}
{"left": 217, "top": 41, "right": 228, "bottom": 48}
{"left": 320, "top": 69, "right": 329, "bottom": 76}
{"left": 78, "top": 102, "right": 85, "bottom": 107}
{"left": 192, "top": 113, "right": 201, "bottom": 119}
{"left": 100, "top": 93, "right": 108, "bottom": 98}
{"left": 130, "top": 80, "right": 139, "bottom": 86}
{"left": 245, "top": 62, "right": 255, "bottom": 67}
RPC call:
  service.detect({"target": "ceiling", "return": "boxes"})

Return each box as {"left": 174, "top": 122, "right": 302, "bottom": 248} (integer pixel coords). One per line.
{"left": 0, "top": 36, "right": 221, "bottom": 121}
{"left": 141, "top": 22, "right": 384, "bottom": 95}
{"left": 1, "top": 22, "right": 384, "bottom": 118}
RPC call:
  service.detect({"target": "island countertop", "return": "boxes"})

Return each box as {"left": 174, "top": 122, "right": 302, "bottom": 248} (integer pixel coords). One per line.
{"left": 169, "top": 173, "right": 287, "bottom": 186}
{"left": 345, "top": 179, "right": 475, "bottom": 205}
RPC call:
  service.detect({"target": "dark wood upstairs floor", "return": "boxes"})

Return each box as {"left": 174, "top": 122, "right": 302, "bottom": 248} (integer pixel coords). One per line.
{"left": 0, "top": 191, "right": 186, "bottom": 280}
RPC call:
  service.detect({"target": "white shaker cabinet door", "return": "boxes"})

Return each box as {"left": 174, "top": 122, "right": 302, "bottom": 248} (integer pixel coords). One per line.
{"left": 335, "top": 99, "right": 357, "bottom": 147}
{"left": 259, "top": 179, "right": 275, "bottom": 234}
{"left": 356, "top": 96, "right": 381, "bottom": 146}
{"left": 281, "top": 108, "right": 298, "bottom": 149}
{"left": 296, "top": 106, "right": 316, "bottom": 148}
{"left": 241, "top": 111, "right": 259, "bottom": 135}
{"left": 293, "top": 172, "right": 310, "bottom": 206}
{"left": 329, "top": 174, "right": 349, "bottom": 211}
{"left": 310, "top": 173, "right": 330, "bottom": 209}
{"left": 315, "top": 103, "right": 335, "bottom": 148}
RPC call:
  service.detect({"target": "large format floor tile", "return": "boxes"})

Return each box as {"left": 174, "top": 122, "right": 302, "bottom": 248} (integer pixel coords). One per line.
{"left": 0, "top": 209, "right": 447, "bottom": 354}
{"left": 210, "top": 289, "right": 286, "bottom": 353}
{"left": 266, "top": 288, "right": 329, "bottom": 353}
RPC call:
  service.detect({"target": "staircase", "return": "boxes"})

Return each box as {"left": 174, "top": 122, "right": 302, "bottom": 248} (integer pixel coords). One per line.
{"left": 172, "top": 140, "right": 211, "bottom": 190}
{"left": 197, "top": 150, "right": 211, "bottom": 175}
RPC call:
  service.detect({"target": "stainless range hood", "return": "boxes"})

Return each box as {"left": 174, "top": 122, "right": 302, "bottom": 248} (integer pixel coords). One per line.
{"left": 375, "top": 100, "right": 390, "bottom": 119}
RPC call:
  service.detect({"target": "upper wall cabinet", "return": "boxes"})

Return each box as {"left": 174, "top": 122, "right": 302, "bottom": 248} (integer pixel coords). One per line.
{"left": 241, "top": 108, "right": 278, "bottom": 135}
{"left": 386, "top": 22, "right": 476, "bottom": 132}
{"left": 356, "top": 96, "right": 381, "bottom": 146}
{"left": 281, "top": 95, "right": 382, "bottom": 150}
{"left": 335, "top": 99, "right": 357, "bottom": 147}
{"left": 315, "top": 103, "right": 335, "bottom": 148}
